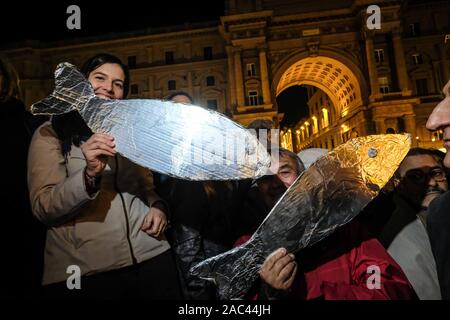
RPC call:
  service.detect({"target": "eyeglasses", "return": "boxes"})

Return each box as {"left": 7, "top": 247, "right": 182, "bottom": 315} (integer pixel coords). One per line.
{"left": 404, "top": 168, "right": 447, "bottom": 184}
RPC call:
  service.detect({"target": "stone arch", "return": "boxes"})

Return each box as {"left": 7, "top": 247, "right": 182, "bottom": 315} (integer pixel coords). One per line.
{"left": 272, "top": 48, "right": 368, "bottom": 119}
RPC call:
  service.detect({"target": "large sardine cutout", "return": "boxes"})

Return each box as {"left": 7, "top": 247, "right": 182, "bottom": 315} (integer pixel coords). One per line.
{"left": 31, "top": 62, "right": 270, "bottom": 180}
{"left": 190, "top": 134, "right": 411, "bottom": 299}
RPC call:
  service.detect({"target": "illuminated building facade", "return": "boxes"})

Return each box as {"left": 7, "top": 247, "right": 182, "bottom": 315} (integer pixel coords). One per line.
{"left": 1, "top": 0, "right": 449, "bottom": 151}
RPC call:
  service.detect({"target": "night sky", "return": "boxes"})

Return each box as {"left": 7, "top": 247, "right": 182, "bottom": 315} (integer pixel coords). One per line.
{"left": 1, "top": 1, "right": 225, "bottom": 44}
{"left": 277, "top": 86, "right": 310, "bottom": 128}
{"left": 1, "top": 0, "right": 308, "bottom": 129}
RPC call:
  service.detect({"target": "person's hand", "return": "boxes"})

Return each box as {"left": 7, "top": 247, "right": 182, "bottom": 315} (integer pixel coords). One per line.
{"left": 80, "top": 133, "right": 116, "bottom": 177}
{"left": 259, "top": 248, "right": 297, "bottom": 291}
{"left": 141, "top": 206, "right": 167, "bottom": 238}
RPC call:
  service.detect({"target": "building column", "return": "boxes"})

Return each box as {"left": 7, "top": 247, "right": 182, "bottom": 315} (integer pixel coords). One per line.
{"left": 226, "top": 46, "right": 237, "bottom": 109}
{"left": 392, "top": 29, "right": 410, "bottom": 94}
{"left": 233, "top": 48, "right": 245, "bottom": 107}
{"left": 229, "top": 0, "right": 237, "bottom": 13}
{"left": 439, "top": 44, "right": 450, "bottom": 86}
{"left": 148, "top": 75, "right": 154, "bottom": 98}
{"left": 404, "top": 114, "right": 418, "bottom": 146}
{"left": 187, "top": 71, "right": 193, "bottom": 97}
{"left": 258, "top": 45, "right": 272, "bottom": 106}
{"left": 184, "top": 42, "right": 192, "bottom": 60}
{"left": 362, "top": 119, "right": 370, "bottom": 136}
{"left": 364, "top": 33, "right": 379, "bottom": 100}
{"left": 375, "top": 118, "right": 386, "bottom": 134}
{"left": 146, "top": 46, "right": 153, "bottom": 63}
{"left": 286, "top": 130, "right": 293, "bottom": 151}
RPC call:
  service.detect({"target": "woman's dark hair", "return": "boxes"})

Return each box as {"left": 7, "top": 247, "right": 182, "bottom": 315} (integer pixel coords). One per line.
{"left": 0, "top": 57, "right": 21, "bottom": 101}
{"left": 81, "top": 53, "right": 130, "bottom": 98}
{"left": 52, "top": 53, "right": 129, "bottom": 160}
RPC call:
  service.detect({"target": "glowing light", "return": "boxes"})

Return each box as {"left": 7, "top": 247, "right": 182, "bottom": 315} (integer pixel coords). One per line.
{"left": 321, "top": 108, "right": 329, "bottom": 128}
{"left": 415, "top": 136, "right": 419, "bottom": 140}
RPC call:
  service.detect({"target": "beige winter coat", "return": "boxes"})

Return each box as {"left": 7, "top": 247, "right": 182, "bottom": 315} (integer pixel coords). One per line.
{"left": 28, "top": 122, "right": 170, "bottom": 285}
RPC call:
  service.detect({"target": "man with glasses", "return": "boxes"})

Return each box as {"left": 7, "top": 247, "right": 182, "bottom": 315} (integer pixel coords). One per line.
{"left": 379, "top": 148, "right": 447, "bottom": 299}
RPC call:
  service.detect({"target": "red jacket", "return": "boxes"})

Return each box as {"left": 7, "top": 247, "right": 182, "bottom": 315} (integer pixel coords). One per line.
{"left": 235, "top": 220, "right": 415, "bottom": 300}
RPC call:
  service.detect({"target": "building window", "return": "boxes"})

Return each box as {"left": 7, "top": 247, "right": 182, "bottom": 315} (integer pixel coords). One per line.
{"left": 206, "top": 76, "right": 215, "bottom": 86}
{"left": 168, "top": 80, "right": 176, "bottom": 91}
{"left": 304, "top": 122, "right": 310, "bottom": 138}
{"left": 342, "top": 130, "right": 351, "bottom": 143}
{"left": 203, "top": 47, "right": 213, "bottom": 60}
{"left": 248, "top": 91, "right": 259, "bottom": 106}
{"left": 130, "top": 84, "right": 139, "bottom": 95}
{"left": 416, "top": 78, "right": 429, "bottom": 96}
{"left": 247, "top": 63, "right": 256, "bottom": 77}
{"left": 412, "top": 53, "right": 423, "bottom": 65}
{"left": 409, "top": 23, "right": 421, "bottom": 37}
{"left": 378, "top": 77, "right": 390, "bottom": 94}
{"left": 379, "top": 86, "right": 390, "bottom": 94}
{"left": 433, "top": 130, "right": 444, "bottom": 141}
{"left": 386, "top": 127, "right": 396, "bottom": 134}
{"left": 165, "top": 51, "right": 174, "bottom": 64}
{"left": 374, "top": 49, "right": 384, "bottom": 63}
{"left": 321, "top": 108, "right": 329, "bottom": 128}
{"left": 128, "top": 56, "right": 136, "bottom": 69}
{"left": 207, "top": 99, "right": 218, "bottom": 110}
{"left": 311, "top": 116, "right": 318, "bottom": 134}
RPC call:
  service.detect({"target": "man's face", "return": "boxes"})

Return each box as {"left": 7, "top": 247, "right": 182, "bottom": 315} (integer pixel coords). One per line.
{"left": 170, "top": 94, "right": 192, "bottom": 104}
{"left": 257, "top": 154, "right": 300, "bottom": 208}
{"left": 397, "top": 154, "right": 448, "bottom": 208}
{"left": 427, "top": 79, "right": 450, "bottom": 168}
{"left": 274, "top": 154, "right": 300, "bottom": 188}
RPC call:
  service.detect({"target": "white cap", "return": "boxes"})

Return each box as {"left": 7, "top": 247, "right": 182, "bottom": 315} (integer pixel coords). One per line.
{"left": 297, "top": 148, "right": 328, "bottom": 169}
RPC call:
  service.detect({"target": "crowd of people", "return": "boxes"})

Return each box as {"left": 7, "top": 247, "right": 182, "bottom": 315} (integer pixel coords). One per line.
{"left": 1, "top": 53, "right": 449, "bottom": 300}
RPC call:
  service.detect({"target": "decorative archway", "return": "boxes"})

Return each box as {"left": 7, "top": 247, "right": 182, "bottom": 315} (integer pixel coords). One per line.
{"left": 275, "top": 56, "right": 364, "bottom": 118}
{"left": 271, "top": 50, "right": 368, "bottom": 151}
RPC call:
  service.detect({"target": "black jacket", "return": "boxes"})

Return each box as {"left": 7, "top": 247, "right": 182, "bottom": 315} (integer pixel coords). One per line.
{"left": 427, "top": 191, "right": 450, "bottom": 300}
{"left": 167, "top": 179, "right": 249, "bottom": 299}
{"left": 0, "top": 97, "right": 48, "bottom": 298}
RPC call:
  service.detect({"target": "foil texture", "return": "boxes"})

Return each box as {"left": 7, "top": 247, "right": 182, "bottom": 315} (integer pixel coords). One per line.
{"left": 31, "top": 62, "right": 270, "bottom": 180}
{"left": 190, "top": 134, "right": 411, "bottom": 299}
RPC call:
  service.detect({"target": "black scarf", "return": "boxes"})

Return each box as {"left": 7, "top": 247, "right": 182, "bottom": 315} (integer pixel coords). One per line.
{"left": 51, "top": 110, "right": 93, "bottom": 157}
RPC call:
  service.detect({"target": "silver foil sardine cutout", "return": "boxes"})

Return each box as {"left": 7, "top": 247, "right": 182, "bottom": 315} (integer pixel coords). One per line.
{"left": 31, "top": 62, "right": 270, "bottom": 180}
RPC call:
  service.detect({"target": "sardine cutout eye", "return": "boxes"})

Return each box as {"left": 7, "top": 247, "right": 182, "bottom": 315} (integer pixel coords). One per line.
{"left": 368, "top": 148, "right": 378, "bottom": 158}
